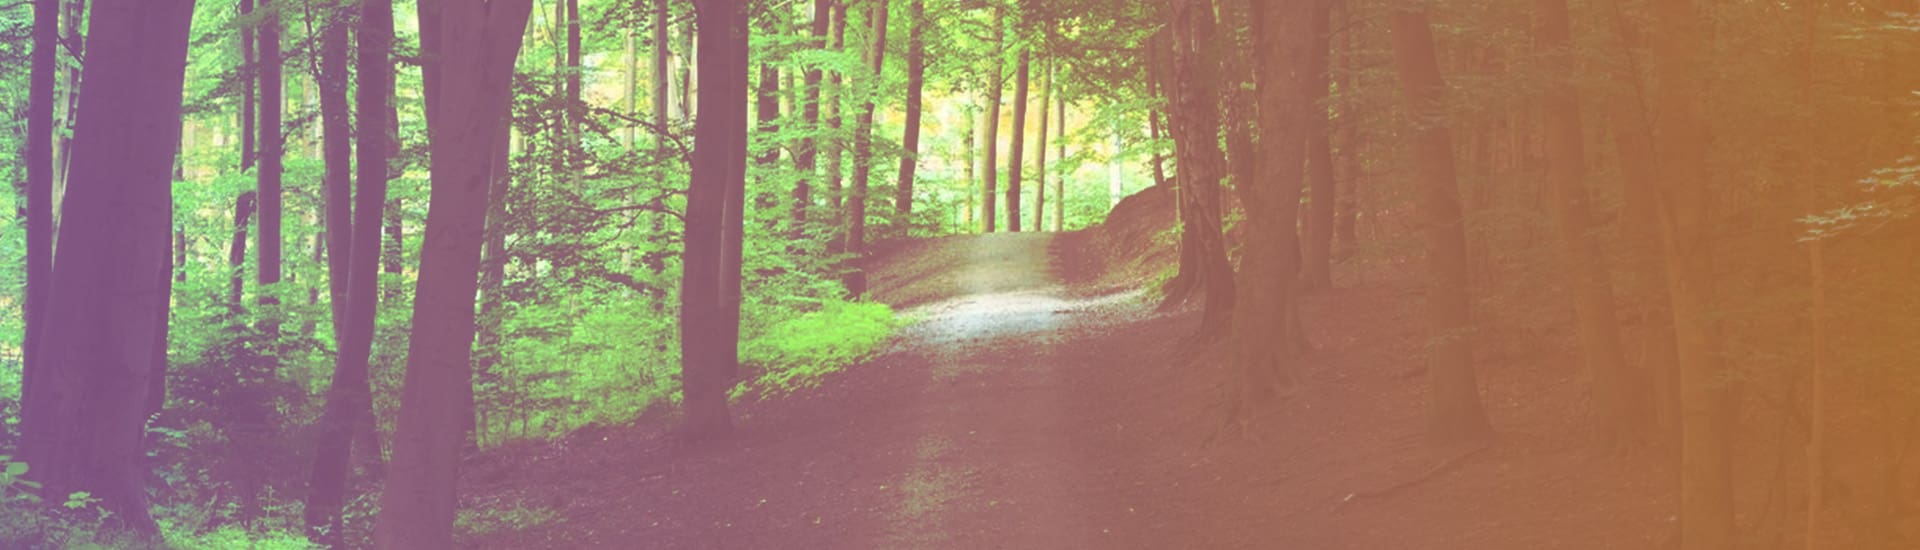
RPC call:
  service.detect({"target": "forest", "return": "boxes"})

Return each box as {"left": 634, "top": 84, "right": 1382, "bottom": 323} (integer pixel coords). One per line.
{"left": 0, "top": 0, "right": 1918, "bottom": 547}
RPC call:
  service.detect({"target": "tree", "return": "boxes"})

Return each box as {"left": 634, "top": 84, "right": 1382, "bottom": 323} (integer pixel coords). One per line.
{"left": 373, "top": 1, "right": 533, "bottom": 547}
{"left": 1006, "top": 45, "right": 1030, "bottom": 233}
{"left": 845, "top": 0, "right": 886, "bottom": 295}
{"left": 22, "top": 0, "right": 56, "bottom": 415}
{"left": 1158, "top": 4, "right": 1233, "bottom": 337}
{"left": 318, "top": 1, "right": 353, "bottom": 349}
{"left": 679, "top": 0, "right": 750, "bottom": 439}
{"left": 825, "top": 3, "right": 847, "bottom": 220}
{"left": 1033, "top": 58, "right": 1050, "bottom": 231}
{"left": 241, "top": 0, "right": 257, "bottom": 172}
{"left": 259, "top": 0, "right": 284, "bottom": 312}
{"left": 1388, "top": 6, "right": 1493, "bottom": 444}
{"left": 1054, "top": 77, "right": 1065, "bottom": 232}
{"left": 795, "top": 0, "right": 831, "bottom": 236}
{"left": 306, "top": 0, "right": 394, "bottom": 543}
{"left": 894, "top": 0, "right": 926, "bottom": 233}
{"left": 1648, "top": 0, "right": 1735, "bottom": 543}
{"left": 1299, "top": 0, "right": 1336, "bottom": 290}
{"left": 17, "top": 0, "right": 197, "bottom": 537}
{"left": 980, "top": 7, "right": 1004, "bottom": 233}
{"left": 1232, "top": 0, "right": 1310, "bottom": 407}
{"left": 1535, "top": 0, "right": 1646, "bottom": 448}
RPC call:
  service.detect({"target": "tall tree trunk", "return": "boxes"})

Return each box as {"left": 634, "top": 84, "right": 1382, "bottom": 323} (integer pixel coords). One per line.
{"left": 305, "top": 0, "right": 393, "bottom": 542}
{"left": 845, "top": 0, "right": 886, "bottom": 295}
{"left": 241, "top": 0, "right": 256, "bottom": 173}
{"left": 18, "top": 0, "right": 195, "bottom": 537}
{"left": 1536, "top": 0, "right": 1645, "bottom": 449}
{"left": 679, "top": 0, "right": 748, "bottom": 439}
{"left": 677, "top": 7, "right": 694, "bottom": 121}
{"left": 1600, "top": 0, "right": 1680, "bottom": 444}
{"left": 374, "top": 2, "right": 532, "bottom": 547}
{"left": 1054, "top": 84, "right": 1065, "bottom": 231}
{"left": 794, "top": 0, "right": 829, "bottom": 236}
{"left": 653, "top": 0, "right": 669, "bottom": 171}
{"left": 1300, "top": 0, "right": 1336, "bottom": 290}
{"left": 964, "top": 104, "right": 976, "bottom": 226}
{"left": 50, "top": 0, "right": 88, "bottom": 225}
{"left": 1007, "top": 48, "right": 1030, "bottom": 233}
{"left": 236, "top": 1, "right": 285, "bottom": 527}
{"left": 1152, "top": 13, "right": 1228, "bottom": 334}
{"left": 1034, "top": 58, "right": 1051, "bottom": 232}
{"left": 259, "top": 0, "right": 284, "bottom": 306}
{"left": 756, "top": 62, "right": 780, "bottom": 167}
{"left": 894, "top": 0, "right": 925, "bottom": 233}
{"left": 981, "top": 9, "right": 1004, "bottom": 233}
{"left": 1648, "top": 0, "right": 1735, "bottom": 544}
{"left": 230, "top": 192, "right": 257, "bottom": 306}
{"left": 1389, "top": 8, "right": 1493, "bottom": 444}
{"left": 565, "top": 0, "right": 581, "bottom": 170}
{"left": 23, "top": 0, "right": 57, "bottom": 412}
{"left": 625, "top": 25, "right": 638, "bottom": 148}
{"left": 1233, "top": 0, "right": 1309, "bottom": 407}
{"left": 1332, "top": 0, "right": 1360, "bottom": 259}
{"left": 319, "top": 8, "right": 353, "bottom": 338}
{"left": 825, "top": 3, "right": 846, "bottom": 226}
{"left": 1160, "top": 4, "right": 1234, "bottom": 338}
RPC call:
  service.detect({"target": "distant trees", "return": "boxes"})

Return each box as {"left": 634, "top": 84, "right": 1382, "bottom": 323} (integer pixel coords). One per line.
{"left": 1006, "top": 38, "right": 1031, "bottom": 233}
{"left": 17, "top": 0, "right": 198, "bottom": 537}
{"left": 895, "top": 0, "right": 927, "bottom": 234}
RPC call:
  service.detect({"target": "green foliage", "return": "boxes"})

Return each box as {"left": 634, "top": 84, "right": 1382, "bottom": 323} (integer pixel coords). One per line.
{"left": 455, "top": 498, "right": 560, "bottom": 537}
{"left": 741, "top": 300, "right": 896, "bottom": 396}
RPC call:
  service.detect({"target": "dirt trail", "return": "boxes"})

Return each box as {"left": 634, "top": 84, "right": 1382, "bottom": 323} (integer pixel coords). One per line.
{"left": 466, "top": 232, "right": 1185, "bottom": 549}
{"left": 466, "top": 224, "right": 1671, "bottom": 549}
{"left": 866, "top": 232, "right": 1139, "bottom": 548}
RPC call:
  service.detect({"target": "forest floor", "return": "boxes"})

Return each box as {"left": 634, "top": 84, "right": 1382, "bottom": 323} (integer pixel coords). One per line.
{"left": 463, "top": 187, "right": 1677, "bottom": 549}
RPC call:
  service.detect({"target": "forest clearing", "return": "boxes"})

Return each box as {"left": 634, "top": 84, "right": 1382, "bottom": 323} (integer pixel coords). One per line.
{"left": 2, "top": 0, "right": 1919, "bottom": 548}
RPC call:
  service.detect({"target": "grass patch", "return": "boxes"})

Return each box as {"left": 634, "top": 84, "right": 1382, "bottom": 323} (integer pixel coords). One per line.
{"left": 456, "top": 499, "right": 562, "bottom": 537}
{"left": 739, "top": 300, "right": 897, "bottom": 396}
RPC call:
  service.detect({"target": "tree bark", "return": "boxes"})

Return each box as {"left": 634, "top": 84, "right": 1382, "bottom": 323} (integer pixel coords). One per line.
{"left": 319, "top": 6, "right": 353, "bottom": 338}
{"left": 1234, "top": 0, "right": 1309, "bottom": 404}
{"left": 825, "top": 3, "right": 846, "bottom": 224}
{"left": 565, "top": 0, "right": 581, "bottom": 166}
{"left": 1648, "top": 0, "right": 1735, "bottom": 544}
{"left": 1536, "top": 0, "right": 1645, "bottom": 449}
{"left": 1007, "top": 47, "right": 1030, "bottom": 233}
{"left": 259, "top": 0, "right": 284, "bottom": 310}
{"left": 241, "top": 0, "right": 257, "bottom": 173}
{"left": 894, "top": 0, "right": 926, "bottom": 233}
{"left": 1300, "top": 0, "right": 1336, "bottom": 290}
{"left": 18, "top": 0, "right": 195, "bottom": 537}
{"left": 23, "top": 0, "right": 57, "bottom": 412}
{"left": 374, "top": 2, "right": 532, "bottom": 547}
{"left": 1158, "top": 10, "right": 1234, "bottom": 337}
{"left": 1388, "top": 8, "right": 1493, "bottom": 444}
{"left": 981, "top": 8, "right": 1003, "bottom": 233}
{"left": 845, "top": 0, "right": 886, "bottom": 295}
{"left": 679, "top": 0, "right": 748, "bottom": 439}
{"left": 305, "top": 0, "right": 392, "bottom": 543}
{"left": 1055, "top": 83, "right": 1066, "bottom": 231}
{"left": 1034, "top": 58, "right": 1051, "bottom": 232}
{"left": 794, "top": 0, "right": 829, "bottom": 236}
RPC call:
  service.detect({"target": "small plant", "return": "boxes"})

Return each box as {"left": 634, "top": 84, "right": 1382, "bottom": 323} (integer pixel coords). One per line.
{"left": 0, "top": 456, "right": 42, "bottom": 504}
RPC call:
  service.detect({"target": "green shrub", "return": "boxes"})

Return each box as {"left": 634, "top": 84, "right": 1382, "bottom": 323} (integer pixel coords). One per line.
{"left": 740, "top": 300, "right": 896, "bottom": 396}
